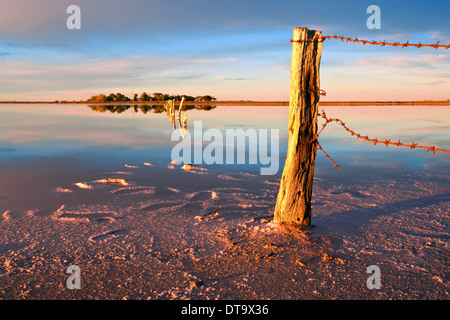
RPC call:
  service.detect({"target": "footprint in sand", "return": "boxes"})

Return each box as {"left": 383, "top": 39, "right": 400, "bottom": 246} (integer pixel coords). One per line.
{"left": 89, "top": 229, "right": 129, "bottom": 242}
{"left": 330, "top": 190, "right": 369, "bottom": 198}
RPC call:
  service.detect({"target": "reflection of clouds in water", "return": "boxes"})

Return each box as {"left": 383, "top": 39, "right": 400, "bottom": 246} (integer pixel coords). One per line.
{"left": 422, "top": 157, "right": 450, "bottom": 171}
{"left": 0, "top": 131, "right": 45, "bottom": 144}
{"left": 348, "top": 156, "right": 404, "bottom": 169}
{"left": 0, "top": 104, "right": 448, "bottom": 173}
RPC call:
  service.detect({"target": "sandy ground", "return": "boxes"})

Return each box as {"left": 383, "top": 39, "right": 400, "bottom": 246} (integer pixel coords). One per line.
{"left": 0, "top": 163, "right": 448, "bottom": 300}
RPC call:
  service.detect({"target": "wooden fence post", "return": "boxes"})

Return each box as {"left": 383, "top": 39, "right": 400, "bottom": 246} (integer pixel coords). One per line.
{"left": 274, "top": 27, "right": 323, "bottom": 226}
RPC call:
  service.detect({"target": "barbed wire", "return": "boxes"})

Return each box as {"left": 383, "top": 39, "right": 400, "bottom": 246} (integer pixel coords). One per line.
{"left": 309, "top": 87, "right": 327, "bottom": 96}
{"left": 291, "top": 35, "right": 450, "bottom": 50}
{"left": 314, "top": 110, "right": 450, "bottom": 155}
{"left": 312, "top": 110, "right": 450, "bottom": 169}
{"left": 316, "top": 141, "right": 342, "bottom": 170}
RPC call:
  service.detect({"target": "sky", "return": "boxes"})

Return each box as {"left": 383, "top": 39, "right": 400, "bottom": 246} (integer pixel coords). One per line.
{"left": 0, "top": 0, "right": 449, "bottom": 101}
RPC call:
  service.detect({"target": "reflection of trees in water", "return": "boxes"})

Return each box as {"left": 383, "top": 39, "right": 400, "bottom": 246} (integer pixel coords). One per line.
{"left": 88, "top": 104, "right": 216, "bottom": 114}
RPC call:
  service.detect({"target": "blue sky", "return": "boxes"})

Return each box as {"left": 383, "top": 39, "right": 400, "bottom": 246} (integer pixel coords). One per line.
{"left": 0, "top": 0, "right": 449, "bottom": 101}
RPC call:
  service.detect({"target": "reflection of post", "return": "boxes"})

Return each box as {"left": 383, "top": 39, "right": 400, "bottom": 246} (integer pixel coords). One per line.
{"left": 166, "top": 98, "right": 188, "bottom": 137}
{"left": 177, "top": 97, "right": 185, "bottom": 119}
{"left": 165, "top": 100, "right": 176, "bottom": 129}
{"left": 274, "top": 27, "right": 323, "bottom": 226}
{"left": 177, "top": 112, "right": 188, "bottom": 139}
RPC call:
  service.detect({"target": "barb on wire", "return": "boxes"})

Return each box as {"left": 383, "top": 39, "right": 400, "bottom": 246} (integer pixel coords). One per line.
{"left": 291, "top": 35, "right": 450, "bottom": 50}
{"left": 316, "top": 110, "right": 450, "bottom": 156}
{"left": 309, "top": 87, "right": 326, "bottom": 96}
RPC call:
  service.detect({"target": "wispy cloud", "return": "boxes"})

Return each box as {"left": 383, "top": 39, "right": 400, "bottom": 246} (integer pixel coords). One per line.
{"left": 342, "top": 54, "right": 450, "bottom": 69}
{"left": 165, "top": 74, "right": 206, "bottom": 80}
{"left": 270, "top": 65, "right": 288, "bottom": 71}
{"left": 222, "top": 77, "right": 258, "bottom": 81}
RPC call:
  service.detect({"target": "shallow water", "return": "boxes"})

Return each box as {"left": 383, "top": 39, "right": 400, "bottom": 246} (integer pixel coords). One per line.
{"left": 0, "top": 103, "right": 449, "bottom": 215}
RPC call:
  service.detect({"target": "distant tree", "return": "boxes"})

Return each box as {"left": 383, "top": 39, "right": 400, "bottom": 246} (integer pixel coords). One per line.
{"left": 181, "top": 95, "right": 196, "bottom": 101}
{"left": 87, "top": 94, "right": 107, "bottom": 103}
{"left": 106, "top": 93, "right": 116, "bottom": 102}
{"left": 96, "top": 94, "right": 107, "bottom": 102}
{"left": 115, "top": 92, "right": 130, "bottom": 101}
{"left": 153, "top": 92, "right": 169, "bottom": 101}
{"left": 152, "top": 92, "right": 161, "bottom": 101}
{"left": 87, "top": 92, "right": 215, "bottom": 103}
{"left": 140, "top": 92, "right": 150, "bottom": 101}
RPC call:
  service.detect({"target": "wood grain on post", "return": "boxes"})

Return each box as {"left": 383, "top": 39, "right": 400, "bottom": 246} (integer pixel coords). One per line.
{"left": 274, "top": 27, "right": 323, "bottom": 226}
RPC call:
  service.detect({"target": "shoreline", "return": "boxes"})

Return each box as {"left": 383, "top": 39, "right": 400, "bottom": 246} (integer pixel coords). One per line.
{"left": 1, "top": 100, "right": 450, "bottom": 106}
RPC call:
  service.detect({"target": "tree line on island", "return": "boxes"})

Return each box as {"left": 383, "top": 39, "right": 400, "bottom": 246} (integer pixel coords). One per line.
{"left": 87, "top": 92, "right": 217, "bottom": 103}
{"left": 88, "top": 103, "right": 216, "bottom": 114}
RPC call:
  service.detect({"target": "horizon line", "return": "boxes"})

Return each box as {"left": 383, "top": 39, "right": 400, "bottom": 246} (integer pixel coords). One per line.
{"left": 1, "top": 100, "right": 449, "bottom": 106}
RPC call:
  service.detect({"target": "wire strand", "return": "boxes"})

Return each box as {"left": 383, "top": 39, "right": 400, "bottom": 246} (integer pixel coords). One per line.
{"left": 291, "top": 35, "right": 450, "bottom": 50}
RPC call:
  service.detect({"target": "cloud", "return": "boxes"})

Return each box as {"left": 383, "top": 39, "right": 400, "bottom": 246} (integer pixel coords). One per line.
{"left": 223, "top": 77, "right": 258, "bottom": 81}
{"left": 3, "top": 0, "right": 447, "bottom": 46}
{"left": 0, "top": 53, "right": 243, "bottom": 98}
{"left": 271, "top": 65, "right": 288, "bottom": 71}
{"left": 0, "top": 55, "right": 237, "bottom": 80}
{"left": 325, "top": 69, "right": 450, "bottom": 79}
{"left": 165, "top": 74, "right": 205, "bottom": 80}
{"left": 0, "top": 52, "right": 10, "bottom": 56}
{"left": 342, "top": 54, "right": 450, "bottom": 69}
{"left": 430, "top": 31, "right": 450, "bottom": 44}
{"left": 409, "top": 80, "right": 447, "bottom": 86}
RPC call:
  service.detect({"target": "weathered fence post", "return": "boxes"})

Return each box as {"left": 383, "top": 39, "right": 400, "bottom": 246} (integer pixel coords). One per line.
{"left": 274, "top": 27, "right": 323, "bottom": 226}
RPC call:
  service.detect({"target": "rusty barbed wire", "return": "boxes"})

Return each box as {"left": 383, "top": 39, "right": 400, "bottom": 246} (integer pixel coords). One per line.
{"left": 309, "top": 87, "right": 327, "bottom": 96}
{"left": 311, "top": 110, "right": 450, "bottom": 169}
{"left": 316, "top": 141, "right": 342, "bottom": 170}
{"left": 313, "top": 110, "right": 450, "bottom": 156}
{"left": 291, "top": 35, "right": 450, "bottom": 50}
